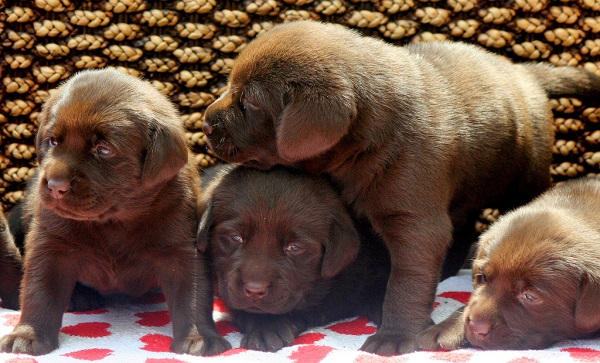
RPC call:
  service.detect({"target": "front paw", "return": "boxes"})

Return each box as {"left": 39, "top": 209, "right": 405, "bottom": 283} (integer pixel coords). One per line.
{"left": 171, "top": 334, "right": 232, "bottom": 356}
{"left": 240, "top": 320, "right": 296, "bottom": 352}
{"left": 0, "top": 325, "right": 58, "bottom": 355}
{"left": 360, "top": 332, "right": 417, "bottom": 356}
{"left": 417, "top": 310, "right": 467, "bottom": 351}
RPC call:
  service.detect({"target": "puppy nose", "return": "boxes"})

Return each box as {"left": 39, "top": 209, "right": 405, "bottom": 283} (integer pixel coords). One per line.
{"left": 468, "top": 317, "right": 492, "bottom": 337}
{"left": 202, "top": 120, "right": 213, "bottom": 135}
{"left": 244, "top": 281, "right": 268, "bottom": 301}
{"left": 47, "top": 178, "right": 70, "bottom": 199}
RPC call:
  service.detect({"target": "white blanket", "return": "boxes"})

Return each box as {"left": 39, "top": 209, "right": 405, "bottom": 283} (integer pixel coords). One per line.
{"left": 1, "top": 274, "right": 598, "bottom": 363}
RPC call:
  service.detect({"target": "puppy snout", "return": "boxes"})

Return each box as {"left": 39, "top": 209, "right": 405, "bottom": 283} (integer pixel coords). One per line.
{"left": 244, "top": 281, "right": 269, "bottom": 301}
{"left": 202, "top": 120, "right": 213, "bottom": 135}
{"left": 47, "top": 177, "right": 71, "bottom": 199}
{"left": 468, "top": 317, "right": 492, "bottom": 337}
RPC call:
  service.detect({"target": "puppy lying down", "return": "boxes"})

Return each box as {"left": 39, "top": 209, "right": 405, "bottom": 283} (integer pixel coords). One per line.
{"left": 198, "top": 165, "right": 390, "bottom": 352}
{"left": 418, "top": 177, "right": 600, "bottom": 350}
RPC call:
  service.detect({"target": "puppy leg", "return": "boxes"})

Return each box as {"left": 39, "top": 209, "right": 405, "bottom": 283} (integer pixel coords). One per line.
{"left": 0, "top": 235, "right": 78, "bottom": 355}
{"left": 417, "top": 307, "right": 467, "bottom": 351}
{"left": 157, "top": 249, "right": 230, "bottom": 356}
{"left": 0, "top": 214, "right": 22, "bottom": 310}
{"left": 362, "top": 211, "right": 452, "bottom": 355}
{"left": 234, "top": 311, "right": 303, "bottom": 352}
{"left": 195, "top": 252, "right": 232, "bottom": 355}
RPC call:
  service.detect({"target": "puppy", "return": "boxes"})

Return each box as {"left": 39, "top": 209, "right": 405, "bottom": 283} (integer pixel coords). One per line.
{"left": 418, "top": 178, "right": 600, "bottom": 350}
{"left": 0, "top": 212, "right": 22, "bottom": 310}
{"left": 0, "top": 69, "right": 230, "bottom": 356}
{"left": 198, "top": 164, "right": 389, "bottom": 352}
{"left": 202, "top": 20, "right": 600, "bottom": 354}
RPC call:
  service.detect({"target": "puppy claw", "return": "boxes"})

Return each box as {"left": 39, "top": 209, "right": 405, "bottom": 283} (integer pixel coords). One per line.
{"left": 171, "top": 334, "right": 232, "bottom": 356}
{"left": 0, "top": 325, "right": 57, "bottom": 355}
{"left": 360, "top": 333, "right": 417, "bottom": 356}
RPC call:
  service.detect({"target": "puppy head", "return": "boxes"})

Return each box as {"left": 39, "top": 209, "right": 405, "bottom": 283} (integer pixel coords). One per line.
{"left": 203, "top": 21, "right": 357, "bottom": 169}
{"left": 35, "top": 69, "right": 188, "bottom": 221}
{"left": 463, "top": 211, "right": 600, "bottom": 350}
{"left": 198, "top": 165, "right": 360, "bottom": 314}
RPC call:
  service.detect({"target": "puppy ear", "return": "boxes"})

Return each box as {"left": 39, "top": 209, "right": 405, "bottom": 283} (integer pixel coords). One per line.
{"left": 142, "top": 121, "right": 189, "bottom": 187}
{"left": 321, "top": 214, "right": 361, "bottom": 279}
{"left": 575, "top": 274, "right": 600, "bottom": 333}
{"left": 196, "top": 202, "right": 214, "bottom": 253}
{"left": 276, "top": 85, "right": 356, "bottom": 162}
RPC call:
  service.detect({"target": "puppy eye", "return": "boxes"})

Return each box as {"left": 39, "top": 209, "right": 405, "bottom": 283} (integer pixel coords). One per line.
{"left": 94, "top": 144, "right": 113, "bottom": 157}
{"left": 285, "top": 243, "right": 304, "bottom": 255}
{"left": 520, "top": 291, "right": 540, "bottom": 303}
{"left": 475, "top": 273, "right": 488, "bottom": 285}
{"left": 48, "top": 137, "right": 58, "bottom": 147}
{"left": 240, "top": 93, "right": 259, "bottom": 113}
{"left": 230, "top": 235, "right": 243, "bottom": 244}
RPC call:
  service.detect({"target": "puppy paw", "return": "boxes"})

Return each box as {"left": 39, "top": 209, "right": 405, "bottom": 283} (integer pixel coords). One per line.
{"left": 417, "top": 308, "right": 467, "bottom": 351}
{"left": 171, "top": 334, "right": 231, "bottom": 356}
{"left": 240, "top": 320, "right": 296, "bottom": 352}
{"left": 0, "top": 325, "right": 58, "bottom": 355}
{"left": 417, "top": 323, "right": 466, "bottom": 351}
{"left": 360, "top": 333, "right": 417, "bottom": 356}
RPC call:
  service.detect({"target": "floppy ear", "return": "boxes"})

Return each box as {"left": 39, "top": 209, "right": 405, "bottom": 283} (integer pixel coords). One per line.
{"left": 575, "top": 274, "right": 600, "bottom": 333}
{"left": 276, "top": 84, "right": 356, "bottom": 162}
{"left": 196, "top": 202, "right": 214, "bottom": 253}
{"left": 321, "top": 213, "right": 361, "bottom": 279}
{"left": 142, "top": 121, "right": 189, "bottom": 187}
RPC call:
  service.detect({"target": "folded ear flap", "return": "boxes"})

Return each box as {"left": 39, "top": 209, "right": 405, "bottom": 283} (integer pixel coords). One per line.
{"left": 142, "top": 120, "right": 189, "bottom": 187}
{"left": 575, "top": 274, "right": 600, "bottom": 333}
{"left": 276, "top": 84, "right": 356, "bottom": 163}
{"left": 321, "top": 213, "right": 361, "bottom": 279}
{"left": 196, "top": 202, "right": 214, "bottom": 253}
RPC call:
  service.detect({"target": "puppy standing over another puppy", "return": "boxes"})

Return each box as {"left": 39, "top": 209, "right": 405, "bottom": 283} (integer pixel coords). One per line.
{"left": 202, "top": 20, "right": 600, "bottom": 354}
{"left": 199, "top": 164, "right": 390, "bottom": 352}
{"left": 0, "top": 69, "right": 230, "bottom": 356}
{"left": 418, "top": 177, "right": 600, "bottom": 350}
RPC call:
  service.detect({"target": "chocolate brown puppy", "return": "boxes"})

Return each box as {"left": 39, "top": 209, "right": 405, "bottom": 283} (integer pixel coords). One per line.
{"left": 198, "top": 164, "right": 389, "bottom": 352}
{"left": 202, "top": 20, "right": 600, "bottom": 354}
{"left": 417, "top": 178, "right": 600, "bottom": 350}
{"left": 0, "top": 212, "right": 22, "bottom": 310}
{"left": 0, "top": 69, "right": 230, "bottom": 356}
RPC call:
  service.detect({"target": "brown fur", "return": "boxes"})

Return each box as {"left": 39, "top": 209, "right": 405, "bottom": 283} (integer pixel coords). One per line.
{"left": 201, "top": 20, "right": 600, "bottom": 354}
{"left": 0, "top": 212, "right": 22, "bottom": 310}
{"left": 198, "top": 164, "right": 389, "bottom": 352}
{"left": 417, "top": 178, "right": 600, "bottom": 350}
{"left": 0, "top": 69, "right": 230, "bottom": 356}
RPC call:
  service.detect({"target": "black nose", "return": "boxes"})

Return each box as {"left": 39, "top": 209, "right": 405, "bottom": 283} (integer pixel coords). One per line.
{"left": 47, "top": 178, "right": 70, "bottom": 199}
{"left": 202, "top": 120, "right": 213, "bottom": 135}
{"left": 244, "top": 281, "right": 269, "bottom": 301}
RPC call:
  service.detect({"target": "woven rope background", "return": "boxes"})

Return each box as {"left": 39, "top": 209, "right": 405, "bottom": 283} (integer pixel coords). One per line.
{"left": 0, "top": 0, "right": 599, "bottom": 230}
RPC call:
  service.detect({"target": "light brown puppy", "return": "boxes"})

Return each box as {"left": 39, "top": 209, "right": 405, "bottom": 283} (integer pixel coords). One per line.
{"left": 0, "top": 69, "right": 230, "bottom": 356}
{"left": 202, "top": 20, "right": 600, "bottom": 354}
{"left": 418, "top": 178, "right": 600, "bottom": 350}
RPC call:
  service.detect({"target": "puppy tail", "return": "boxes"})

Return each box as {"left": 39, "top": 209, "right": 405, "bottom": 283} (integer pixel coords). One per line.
{"left": 523, "top": 63, "right": 600, "bottom": 101}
